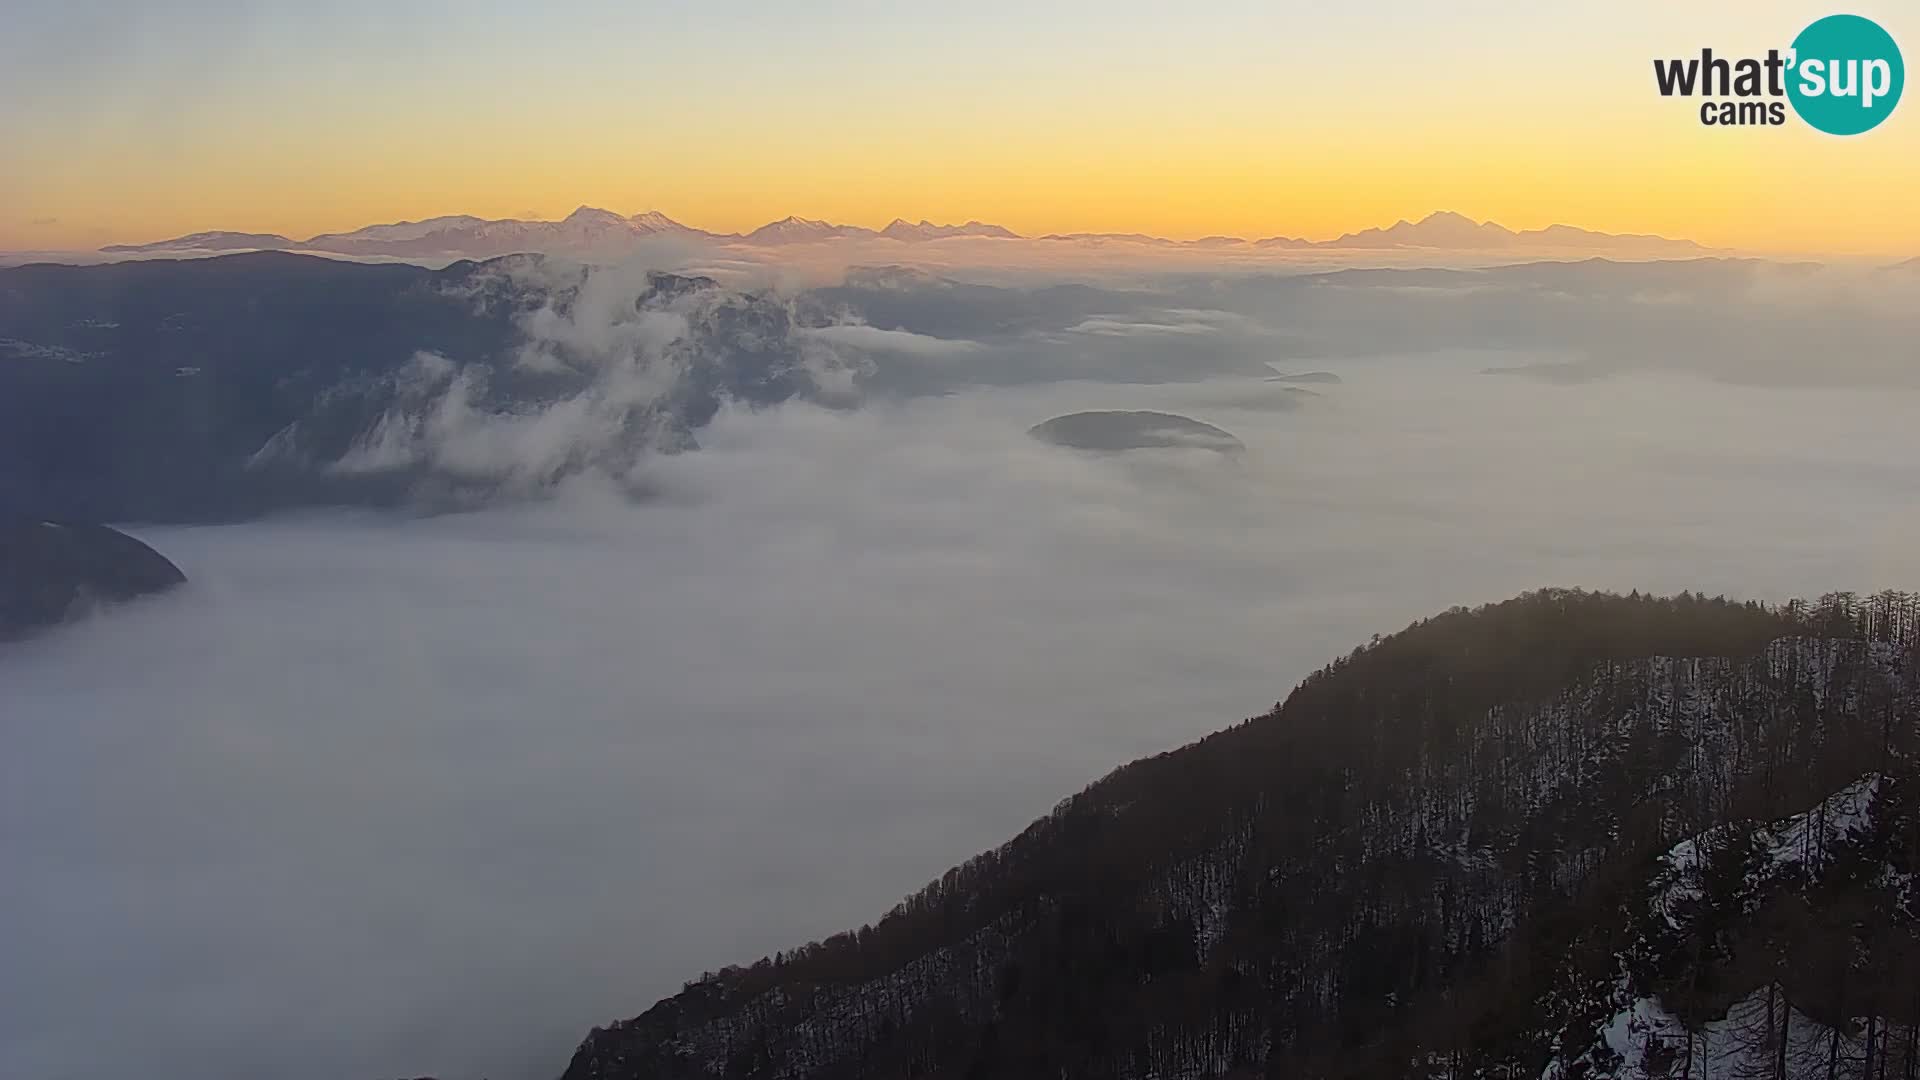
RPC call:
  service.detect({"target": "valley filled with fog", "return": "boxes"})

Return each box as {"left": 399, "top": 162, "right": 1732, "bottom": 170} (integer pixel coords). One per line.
{"left": 11, "top": 0, "right": 1920, "bottom": 1071}
{"left": 7, "top": 341, "right": 1920, "bottom": 1079}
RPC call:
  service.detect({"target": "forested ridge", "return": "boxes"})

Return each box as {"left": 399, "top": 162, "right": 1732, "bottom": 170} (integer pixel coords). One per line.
{"left": 562, "top": 589, "right": 1920, "bottom": 1080}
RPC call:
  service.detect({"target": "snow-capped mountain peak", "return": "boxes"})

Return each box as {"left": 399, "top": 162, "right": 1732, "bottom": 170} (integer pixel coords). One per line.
{"left": 562, "top": 205, "right": 628, "bottom": 227}
{"left": 627, "top": 210, "right": 687, "bottom": 233}
{"left": 743, "top": 216, "right": 880, "bottom": 243}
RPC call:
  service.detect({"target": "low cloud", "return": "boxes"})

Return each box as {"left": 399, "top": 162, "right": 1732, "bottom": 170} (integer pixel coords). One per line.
{"left": 798, "top": 322, "right": 983, "bottom": 357}
{"left": 1068, "top": 314, "right": 1219, "bottom": 336}
{"left": 252, "top": 258, "right": 867, "bottom": 503}
{"left": 1063, "top": 307, "right": 1260, "bottom": 338}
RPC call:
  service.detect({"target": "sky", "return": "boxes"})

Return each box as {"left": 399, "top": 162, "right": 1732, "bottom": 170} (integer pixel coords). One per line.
{"left": 4, "top": 0, "right": 1919, "bottom": 254}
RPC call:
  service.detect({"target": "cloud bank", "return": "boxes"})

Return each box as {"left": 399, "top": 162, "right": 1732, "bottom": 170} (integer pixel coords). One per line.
{"left": 4, "top": 357, "right": 1919, "bottom": 1080}
{"left": 248, "top": 259, "right": 872, "bottom": 506}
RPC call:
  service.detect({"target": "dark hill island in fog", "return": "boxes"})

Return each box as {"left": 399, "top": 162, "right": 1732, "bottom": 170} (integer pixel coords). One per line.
{"left": 558, "top": 589, "right": 1920, "bottom": 1080}
{"left": 0, "top": 521, "right": 185, "bottom": 640}
{"left": 1030, "top": 410, "right": 1244, "bottom": 453}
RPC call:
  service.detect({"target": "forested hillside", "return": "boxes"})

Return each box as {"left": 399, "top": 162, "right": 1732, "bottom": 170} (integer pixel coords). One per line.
{"left": 561, "top": 589, "right": 1920, "bottom": 1080}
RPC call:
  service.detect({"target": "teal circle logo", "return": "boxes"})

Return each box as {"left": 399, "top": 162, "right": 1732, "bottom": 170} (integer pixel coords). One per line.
{"left": 1787, "top": 14, "right": 1904, "bottom": 135}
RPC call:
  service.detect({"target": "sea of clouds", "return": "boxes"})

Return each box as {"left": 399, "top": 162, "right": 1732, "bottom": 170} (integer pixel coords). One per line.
{"left": 5, "top": 257, "right": 1920, "bottom": 1080}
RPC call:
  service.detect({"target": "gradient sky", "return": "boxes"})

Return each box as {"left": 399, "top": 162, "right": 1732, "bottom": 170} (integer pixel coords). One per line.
{"left": 4, "top": 0, "right": 1917, "bottom": 253}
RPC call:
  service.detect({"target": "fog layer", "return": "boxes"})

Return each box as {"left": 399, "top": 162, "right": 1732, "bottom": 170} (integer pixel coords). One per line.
{"left": 5, "top": 360, "right": 1919, "bottom": 1080}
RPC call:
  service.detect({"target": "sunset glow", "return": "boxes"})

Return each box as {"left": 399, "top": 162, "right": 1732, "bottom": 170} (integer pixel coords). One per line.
{"left": 6, "top": 0, "right": 1917, "bottom": 254}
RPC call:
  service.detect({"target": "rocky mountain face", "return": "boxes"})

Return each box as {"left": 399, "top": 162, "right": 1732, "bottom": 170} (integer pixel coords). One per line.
{"left": 558, "top": 590, "right": 1920, "bottom": 1080}
{"left": 0, "top": 520, "right": 185, "bottom": 640}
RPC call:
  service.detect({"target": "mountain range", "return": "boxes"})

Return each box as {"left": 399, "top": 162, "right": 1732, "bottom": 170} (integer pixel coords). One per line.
{"left": 97, "top": 209, "right": 1708, "bottom": 258}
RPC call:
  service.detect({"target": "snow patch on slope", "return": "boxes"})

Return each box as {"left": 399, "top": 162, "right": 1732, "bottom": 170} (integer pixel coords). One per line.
{"left": 1651, "top": 774, "right": 1885, "bottom": 931}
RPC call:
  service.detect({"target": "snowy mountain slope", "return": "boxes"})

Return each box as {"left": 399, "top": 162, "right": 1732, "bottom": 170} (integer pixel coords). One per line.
{"left": 558, "top": 591, "right": 1920, "bottom": 1080}
{"left": 1544, "top": 770, "right": 1916, "bottom": 1080}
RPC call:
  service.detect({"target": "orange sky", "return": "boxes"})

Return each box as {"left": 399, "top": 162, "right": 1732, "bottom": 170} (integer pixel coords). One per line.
{"left": 4, "top": 1, "right": 1916, "bottom": 254}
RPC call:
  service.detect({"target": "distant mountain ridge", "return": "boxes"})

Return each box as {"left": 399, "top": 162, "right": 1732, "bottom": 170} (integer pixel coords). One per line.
{"left": 880, "top": 219, "right": 1021, "bottom": 241}
{"left": 743, "top": 216, "right": 882, "bottom": 243}
{"left": 97, "top": 209, "right": 1708, "bottom": 257}
{"left": 1319, "top": 211, "right": 1703, "bottom": 252}
{"left": 101, "top": 230, "right": 295, "bottom": 253}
